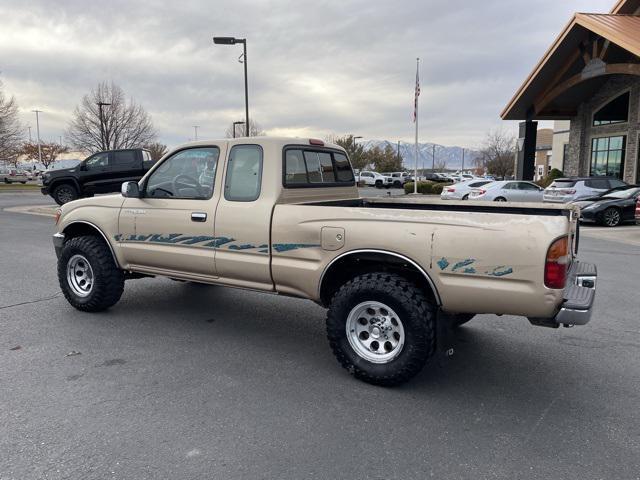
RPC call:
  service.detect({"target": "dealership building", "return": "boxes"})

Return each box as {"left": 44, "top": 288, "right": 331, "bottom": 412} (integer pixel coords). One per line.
{"left": 503, "top": 0, "right": 640, "bottom": 184}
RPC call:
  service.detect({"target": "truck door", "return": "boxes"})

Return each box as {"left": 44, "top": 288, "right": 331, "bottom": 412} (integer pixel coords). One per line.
{"left": 117, "top": 145, "right": 224, "bottom": 279}
{"left": 109, "top": 150, "right": 142, "bottom": 192}
{"left": 81, "top": 151, "right": 111, "bottom": 193}
{"left": 213, "top": 144, "right": 273, "bottom": 290}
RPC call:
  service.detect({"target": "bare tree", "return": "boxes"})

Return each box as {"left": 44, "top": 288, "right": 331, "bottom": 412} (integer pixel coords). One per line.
{"left": 143, "top": 142, "right": 168, "bottom": 161}
{"left": 66, "top": 81, "right": 157, "bottom": 153}
{"left": 224, "top": 119, "right": 265, "bottom": 138}
{"left": 434, "top": 158, "right": 448, "bottom": 171}
{"left": 20, "top": 141, "right": 69, "bottom": 169}
{"left": 0, "top": 80, "right": 24, "bottom": 166}
{"left": 476, "top": 129, "right": 516, "bottom": 178}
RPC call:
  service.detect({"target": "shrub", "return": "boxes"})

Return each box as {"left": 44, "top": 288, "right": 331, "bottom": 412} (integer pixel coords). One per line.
{"left": 404, "top": 181, "right": 444, "bottom": 195}
{"left": 535, "top": 168, "right": 564, "bottom": 188}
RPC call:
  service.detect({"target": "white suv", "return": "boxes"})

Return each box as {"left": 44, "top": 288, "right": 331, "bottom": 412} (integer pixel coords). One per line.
{"left": 544, "top": 177, "right": 627, "bottom": 203}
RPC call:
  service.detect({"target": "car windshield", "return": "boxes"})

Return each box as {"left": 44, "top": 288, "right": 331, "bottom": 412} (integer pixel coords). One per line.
{"left": 600, "top": 187, "right": 640, "bottom": 199}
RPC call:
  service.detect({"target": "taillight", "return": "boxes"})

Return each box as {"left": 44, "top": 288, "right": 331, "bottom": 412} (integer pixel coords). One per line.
{"left": 446, "top": 187, "right": 455, "bottom": 192}
{"left": 54, "top": 208, "right": 62, "bottom": 225}
{"left": 561, "top": 189, "right": 576, "bottom": 194}
{"left": 545, "top": 236, "right": 570, "bottom": 289}
{"left": 477, "top": 189, "right": 486, "bottom": 195}
{"left": 635, "top": 197, "right": 640, "bottom": 220}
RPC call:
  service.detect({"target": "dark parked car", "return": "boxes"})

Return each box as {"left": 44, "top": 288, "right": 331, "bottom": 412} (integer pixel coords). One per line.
{"left": 41, "top": 148, "right": 156, "bottom": 205}
{"left": 573, "top": 185, "right": 640, "bottom": 227}
{"left": 424, "top": 172, "right": 452, "bottom": 183}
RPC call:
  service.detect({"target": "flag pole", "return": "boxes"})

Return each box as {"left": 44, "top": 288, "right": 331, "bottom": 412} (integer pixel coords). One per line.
{"left": 414, "top": 57, "right": 420, "bottom": 194}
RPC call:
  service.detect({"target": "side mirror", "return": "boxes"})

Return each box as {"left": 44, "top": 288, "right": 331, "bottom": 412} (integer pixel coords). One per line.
{"left": 80, "top": 163, "right": 87, "bottom": 171}
{"left": 121, "top": 181, "right": 141, "bottom": 198}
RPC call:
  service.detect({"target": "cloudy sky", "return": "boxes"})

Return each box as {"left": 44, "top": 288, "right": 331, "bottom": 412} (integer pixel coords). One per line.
{"left": 0, "top": 0, "right": 614, "bottom": 150}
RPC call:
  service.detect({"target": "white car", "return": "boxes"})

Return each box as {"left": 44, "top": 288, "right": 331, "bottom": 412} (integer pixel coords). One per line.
{"left": 441, "top": 179, "right": 494, "bottom": 200}
{"left": 358, "top": 171, "right": 393, "bottom": 188}
{"left": 469, "top": 180, "right": 544, "bottom": 202}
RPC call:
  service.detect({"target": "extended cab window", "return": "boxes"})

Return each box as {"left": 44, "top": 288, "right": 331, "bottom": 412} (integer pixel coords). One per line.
{"left": 284, "top": 148, "right": 355, "bottom": 187}
{"left": 113, "top": 150, "right": 136, "bottom": 167}
{"left": 224, "top": 145, "right": 263, "bottom": 202}
{"left": 146, "top": 147, "right": 219, "bottom": 199}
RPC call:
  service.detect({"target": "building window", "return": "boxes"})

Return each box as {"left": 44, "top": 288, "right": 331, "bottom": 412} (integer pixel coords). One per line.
{"left": 590, "top": 136, "right": 626, "bottom": 179}
{"left": 593, "top": 92, "right": 629, "bottom": 126}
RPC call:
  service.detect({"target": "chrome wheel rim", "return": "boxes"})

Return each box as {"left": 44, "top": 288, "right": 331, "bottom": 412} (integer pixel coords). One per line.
{"left": 66, "top": 254, "right": 94, "bottom": 297}
{"left": 346, "top": 301, "right": 405, "bottom": 364}
{"left": 604, "top": 209, "right": 620, "bottom": 226}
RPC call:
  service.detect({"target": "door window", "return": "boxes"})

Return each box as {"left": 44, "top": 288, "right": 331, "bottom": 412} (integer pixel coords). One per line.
{"left": 517, "top": 182, "right": 540, "bottom": 190}
{"left": 145, "top": 147, "right": 219, "bottom": 199}
{"left": 85, "top": 152, "right": 109, "bottom": 170}
{"left": 224, "top": 145, "right": 263, "bottom": 202}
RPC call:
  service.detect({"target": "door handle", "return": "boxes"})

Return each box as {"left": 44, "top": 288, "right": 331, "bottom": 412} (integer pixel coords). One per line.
{"left": 191, "top": 212, "right": 207, "bottom": 222}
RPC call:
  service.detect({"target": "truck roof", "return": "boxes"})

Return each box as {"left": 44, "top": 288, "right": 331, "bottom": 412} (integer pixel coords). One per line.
{"left": 172, "top": 136, "right": 345, "bottom": 152}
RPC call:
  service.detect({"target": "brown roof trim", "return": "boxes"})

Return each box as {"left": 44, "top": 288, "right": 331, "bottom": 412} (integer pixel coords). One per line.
{"left": 500, "top": 14, "right": 578, "bottom": 119}
{"left": 501, "top": 12, "right": 640, "bottom": 120}
{"left": 611, "top": 0, "right": 640, "bottom": 14}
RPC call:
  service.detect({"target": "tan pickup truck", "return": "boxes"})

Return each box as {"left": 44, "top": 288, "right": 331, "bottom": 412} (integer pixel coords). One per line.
{"left": 52, "top": 137, "right": 597, "bottom": 386}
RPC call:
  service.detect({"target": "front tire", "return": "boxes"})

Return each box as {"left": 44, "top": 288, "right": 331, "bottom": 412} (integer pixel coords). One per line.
{"left": 326, "top": 272, "right": 436, "bottom": 386}
{"left": 53, "top": 183, "right": 78, "bottom": 205}
{"left": 494, "top": 197, "right": 507, "bottom": 202}
{"left": 375, "top": 180, "right": 383, "bottom": 189}
{"left": 58, "top": 235, "right": 124, "bottom": 312}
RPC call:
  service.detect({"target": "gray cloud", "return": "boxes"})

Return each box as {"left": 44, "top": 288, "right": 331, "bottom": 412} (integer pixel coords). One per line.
{"left": 0, "top": 0, "right": 614, "bottom": 149}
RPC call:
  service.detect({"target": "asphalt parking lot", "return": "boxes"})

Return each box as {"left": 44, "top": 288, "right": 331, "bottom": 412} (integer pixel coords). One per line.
{"left": 1, "top": 191, "right": 639, "bottom": 480}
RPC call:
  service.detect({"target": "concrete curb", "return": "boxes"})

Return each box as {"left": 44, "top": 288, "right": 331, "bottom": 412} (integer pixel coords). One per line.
{"left": 4, "top": 205, "right": 57, "bottom": 217}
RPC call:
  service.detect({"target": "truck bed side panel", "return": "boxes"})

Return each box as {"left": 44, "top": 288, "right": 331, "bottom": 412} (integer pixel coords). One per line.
{"left": 271, "top": 203, "right": 570, "bottom": 318}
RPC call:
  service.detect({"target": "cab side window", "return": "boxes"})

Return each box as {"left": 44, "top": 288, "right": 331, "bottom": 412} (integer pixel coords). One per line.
{"left": 146, "top": 147, "right": 219, "bottom": 199}
{"left": 85, "top": 152, "right": 109, "bottom": 170}
{"left": 224, "top": 145, "right": 263, "bottom": 202}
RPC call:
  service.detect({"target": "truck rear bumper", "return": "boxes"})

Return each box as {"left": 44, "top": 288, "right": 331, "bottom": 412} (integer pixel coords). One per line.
{"left": 555, "top": 262, "right": 597, "bottom": 326}
{"left": 530, "top": 262, "right": 597, "bottom": 328}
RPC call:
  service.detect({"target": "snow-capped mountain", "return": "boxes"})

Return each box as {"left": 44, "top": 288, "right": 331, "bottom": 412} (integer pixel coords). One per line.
{"left": 360, "top": 139, "right": 480, "bottom": 171}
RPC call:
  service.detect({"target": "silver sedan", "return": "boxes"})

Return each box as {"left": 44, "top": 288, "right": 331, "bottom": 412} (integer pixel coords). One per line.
{"left": 468, "top": 181, "right": 544, "bottom": 202}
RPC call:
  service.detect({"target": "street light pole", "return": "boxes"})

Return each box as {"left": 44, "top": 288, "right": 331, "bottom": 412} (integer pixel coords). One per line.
{"left": 97, "top": 102, "right": 111, "bottom": 150}
{"left": 32, "top": 110, "right": 42, "bottom": 165}
{"left": 193, "top": 125, "right": 200, "bottom": 141}
{"left": 213, "top": 36, "right": 249, "bottom": 137}
{"left": 27, "top": 126, "right": 32, "bottom": 142}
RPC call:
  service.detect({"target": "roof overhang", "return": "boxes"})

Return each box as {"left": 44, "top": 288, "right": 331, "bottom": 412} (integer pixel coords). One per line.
{"left": 501, "top": 12, "right": 640, "bottom": 121}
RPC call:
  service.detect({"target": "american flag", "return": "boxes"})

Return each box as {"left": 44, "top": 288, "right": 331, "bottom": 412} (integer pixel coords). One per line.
{"left": 413, "top": 65, "right": 420, "bottom": 123}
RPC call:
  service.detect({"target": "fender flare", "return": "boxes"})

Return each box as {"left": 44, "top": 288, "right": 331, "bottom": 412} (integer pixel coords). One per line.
{"left": 62, "top": 220, "right": 120, "bottom": 268}
{"left": 49, "top": 177, "right": 82, "bottom": 193}
{"left": 318, "top": 248, "right": 442, "bottom": 305}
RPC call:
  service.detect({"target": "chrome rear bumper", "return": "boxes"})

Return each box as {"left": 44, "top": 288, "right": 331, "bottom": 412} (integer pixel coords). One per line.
{"left": 529, "top": 261, "right": 597, "bottom": 328}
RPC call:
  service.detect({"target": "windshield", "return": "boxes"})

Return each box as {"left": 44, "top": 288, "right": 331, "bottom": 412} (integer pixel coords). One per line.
{"left": 601, "top": 187, "right": 640, "bottom": 199}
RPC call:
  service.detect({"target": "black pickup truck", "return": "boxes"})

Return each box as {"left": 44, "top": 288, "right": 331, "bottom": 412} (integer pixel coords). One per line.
{"left": 41, "top": 148, "right": 156, "bottom": 205}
